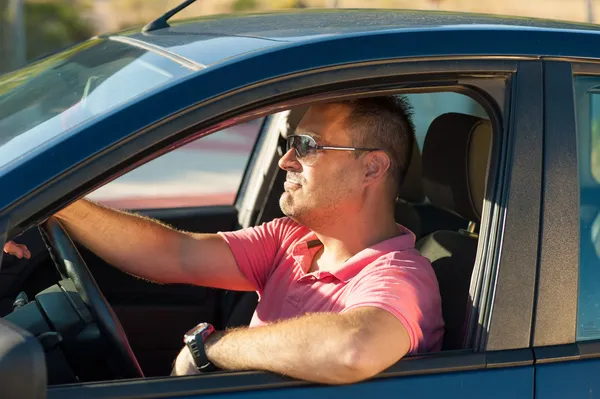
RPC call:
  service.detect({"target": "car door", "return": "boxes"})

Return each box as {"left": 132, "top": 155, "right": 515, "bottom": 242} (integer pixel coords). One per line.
{"left": 36, "top": 54, "right": 542, "bottom": 398}
{"left": 532, "top": 61, "right": 600, "bottom": 398}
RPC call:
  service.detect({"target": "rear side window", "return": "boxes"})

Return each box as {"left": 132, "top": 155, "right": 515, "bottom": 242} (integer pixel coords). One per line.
{"left": 405, "top": 92, "right": 487, "bottom": 149}
{"left": 574, "top": 76, "right": 600, "bottom": 340}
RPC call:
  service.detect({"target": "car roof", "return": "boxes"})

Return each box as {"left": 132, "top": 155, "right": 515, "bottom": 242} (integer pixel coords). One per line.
{"left": 112, "top": 9, "right": 600, "bottom": 67}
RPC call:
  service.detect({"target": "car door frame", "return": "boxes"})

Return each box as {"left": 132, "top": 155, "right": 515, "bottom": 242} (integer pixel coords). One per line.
{"left": 531, "top": 59, "right": 600, "bottom": 398}
{"left": 5, "top": 56, "right": 540, "bottom": 398}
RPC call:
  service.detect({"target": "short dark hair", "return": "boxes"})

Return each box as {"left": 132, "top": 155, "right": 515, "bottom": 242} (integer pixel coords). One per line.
{"left": 339, "top": 96, "right": 416, "bottom": 195}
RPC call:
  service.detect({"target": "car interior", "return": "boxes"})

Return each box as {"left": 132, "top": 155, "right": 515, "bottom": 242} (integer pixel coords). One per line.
{"left": 0, "top": 91, "right": 493, "bottom": 384}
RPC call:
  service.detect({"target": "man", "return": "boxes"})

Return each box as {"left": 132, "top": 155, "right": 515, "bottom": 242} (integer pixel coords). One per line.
{"left": 4, "top": 96, "right": 443, "bottom": 384}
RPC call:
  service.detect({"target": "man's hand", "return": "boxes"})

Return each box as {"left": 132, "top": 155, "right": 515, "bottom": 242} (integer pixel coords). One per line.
{"left": 3, "top": 241, "right": 31, "bottom": 259}
{"left": 171, "top": 347, "right": 201, "bottom": 376}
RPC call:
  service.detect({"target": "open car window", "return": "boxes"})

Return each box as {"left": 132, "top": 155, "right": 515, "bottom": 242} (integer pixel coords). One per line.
{"left": 87, "top": 119, "right": 264, "bottom": 209}
{"left": 406, "top": 92, "right": 488, "bottom": 149}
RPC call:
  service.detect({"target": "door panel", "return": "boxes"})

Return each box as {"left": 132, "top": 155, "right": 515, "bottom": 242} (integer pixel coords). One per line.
{"left": 535, "top": 344, "right": 600, "bottom": 399}
{"left": 535, "top": 358, "right": 600, "bottom": 399}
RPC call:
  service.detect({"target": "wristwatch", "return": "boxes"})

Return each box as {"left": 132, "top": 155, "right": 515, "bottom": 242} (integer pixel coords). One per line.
{"left": 183, "top": 322, "right": 217, "bottom": 372}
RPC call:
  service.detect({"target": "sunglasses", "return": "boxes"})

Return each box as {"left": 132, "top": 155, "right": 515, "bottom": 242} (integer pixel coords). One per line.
{"left": 286, "top": 134, "right": 380, "bottom": 165}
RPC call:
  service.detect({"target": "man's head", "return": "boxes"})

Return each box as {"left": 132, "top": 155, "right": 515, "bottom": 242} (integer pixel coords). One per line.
{"left": 278, "top": 96, "right": 415, "bottom": 227}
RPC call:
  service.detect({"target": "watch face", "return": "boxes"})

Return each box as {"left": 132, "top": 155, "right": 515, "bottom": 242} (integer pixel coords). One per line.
{"left": 183, "top": 322, "right": 214, "bottom": 344}
{"left": 185, "top": 323, "right": 209, "bottom": 338}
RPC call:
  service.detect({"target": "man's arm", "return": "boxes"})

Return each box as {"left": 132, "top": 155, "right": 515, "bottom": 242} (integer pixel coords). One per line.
{"left": 175, "top": 307, "right": 411, "bottom": 384}
{"left": 48, "top": 199, "right": 254, "bottom": 291}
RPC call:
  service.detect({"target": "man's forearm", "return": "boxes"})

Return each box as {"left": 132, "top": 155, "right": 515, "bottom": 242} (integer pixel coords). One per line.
{"left": 205, "top": 312, "right": 373, "bottom": 384}
{"left": 55, "top": 199, "right": 190, "bottom": 284}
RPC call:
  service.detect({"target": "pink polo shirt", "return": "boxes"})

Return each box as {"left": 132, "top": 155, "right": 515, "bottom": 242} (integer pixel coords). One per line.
{"left": 218, "top": 217, "right": 444, "bottom": 354}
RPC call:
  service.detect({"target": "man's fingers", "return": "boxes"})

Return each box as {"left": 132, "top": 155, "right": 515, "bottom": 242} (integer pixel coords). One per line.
{"left": 3, "top": 242, "right": 31, "bottom": 259}
{"left": 172, "top": 347, "right": 199, "bottom": 376}
{"left": 20, "top": 244, "right": 31, "bottom": 259}
{"left": 3, "top": 242, "right": 20, "bottom": 258}
{"left": 3, "top": 242, "right": 23, "bottom": 258}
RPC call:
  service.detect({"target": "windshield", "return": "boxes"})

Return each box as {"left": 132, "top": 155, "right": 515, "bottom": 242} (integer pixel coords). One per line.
{"left": 0, "top": 37, "right": 196, "bottom": 171}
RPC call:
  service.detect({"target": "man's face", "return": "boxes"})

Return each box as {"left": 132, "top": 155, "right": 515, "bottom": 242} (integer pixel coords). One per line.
{"left": 278, "top": 104, "right": 366, "bottom": 227}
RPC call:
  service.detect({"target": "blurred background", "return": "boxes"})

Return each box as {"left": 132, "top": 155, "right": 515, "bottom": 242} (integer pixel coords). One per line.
{"left": 1, "top": 0, "right": 599, "bottom": 75}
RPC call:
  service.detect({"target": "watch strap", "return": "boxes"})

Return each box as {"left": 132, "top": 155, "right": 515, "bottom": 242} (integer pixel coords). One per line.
{"left": 185, "top": 324, "right": 217, "bottom": 372}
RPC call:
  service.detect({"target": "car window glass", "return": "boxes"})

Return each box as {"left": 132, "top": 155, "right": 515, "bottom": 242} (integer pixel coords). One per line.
{"left": 86, "top": 119, "right": 263, "bottom": 209}
{"left": 575, "top": 76, "right": 600, "bottom": 340}
{"left": 405, "top": 92, "right": 488, "bottom": 149}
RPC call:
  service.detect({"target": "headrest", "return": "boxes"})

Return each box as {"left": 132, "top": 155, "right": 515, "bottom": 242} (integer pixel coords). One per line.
{"left": 422, "top": 113, "right": 492, "bottom": 222}
{"left": 397, "top": 138, "right": 425, "bottom": 202}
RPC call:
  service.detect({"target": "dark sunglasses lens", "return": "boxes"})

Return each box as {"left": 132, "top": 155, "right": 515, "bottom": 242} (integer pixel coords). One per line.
{"left": 286, "top": 137, "right": 293, "bottom": 153}
{"left": 288, "top": 136, "right": 314, "bottom": 158}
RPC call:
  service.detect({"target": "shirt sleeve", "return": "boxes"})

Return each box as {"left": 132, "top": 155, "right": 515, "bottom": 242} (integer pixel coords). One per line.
{"left": 341, "top": 259, "right": 443, "bottom": 354}
{"left": 218, "top": 217, "right": 300, "bottom": 293}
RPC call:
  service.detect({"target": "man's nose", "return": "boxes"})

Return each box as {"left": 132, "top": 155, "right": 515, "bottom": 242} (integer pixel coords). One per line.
{"left": 278, "top": 148, "right": 301, "bottom": 171}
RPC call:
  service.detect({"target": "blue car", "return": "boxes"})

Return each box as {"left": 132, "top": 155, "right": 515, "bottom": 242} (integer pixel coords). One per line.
{"left": 1, "top": 5, "right": 600, "bottom": 398}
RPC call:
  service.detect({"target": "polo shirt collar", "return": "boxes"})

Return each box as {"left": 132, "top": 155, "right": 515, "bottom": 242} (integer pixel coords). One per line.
{"left": 291, "top": 225, "right": 416, "bottom": 282}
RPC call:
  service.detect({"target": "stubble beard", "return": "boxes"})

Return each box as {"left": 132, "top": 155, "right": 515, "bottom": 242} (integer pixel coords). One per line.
{"left": 279, "top": 191, "right": 302, "bottom": 220}
{"left": 279, "top": 169, "right": 356, "bottom": 228}
{"left": 279, "top": 190, "right": 317, "bottom": 226}
{"left": 279, "top": 190, "right": 342, "bottom": 230}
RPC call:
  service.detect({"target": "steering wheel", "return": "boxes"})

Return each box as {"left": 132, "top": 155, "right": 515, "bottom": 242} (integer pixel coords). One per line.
{"left": 39, "top": 217, "right": 144, "bottom": 379}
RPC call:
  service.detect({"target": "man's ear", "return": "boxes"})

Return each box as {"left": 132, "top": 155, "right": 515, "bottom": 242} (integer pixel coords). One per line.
{"left": 363, "top": 151, "right": 390, "bottom": 184}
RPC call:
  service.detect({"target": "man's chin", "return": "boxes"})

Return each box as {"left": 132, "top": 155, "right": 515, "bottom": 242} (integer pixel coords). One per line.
{"left": 279, "top": 194, "right": 301, "bottom": 219}
{"left": 279, "top": 196, "right": 294, "bottom": 217}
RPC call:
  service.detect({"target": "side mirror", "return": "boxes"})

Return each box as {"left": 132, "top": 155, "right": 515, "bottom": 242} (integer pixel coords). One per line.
{"left": 0, "top": 319, "right": 47, "bottom": 399}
